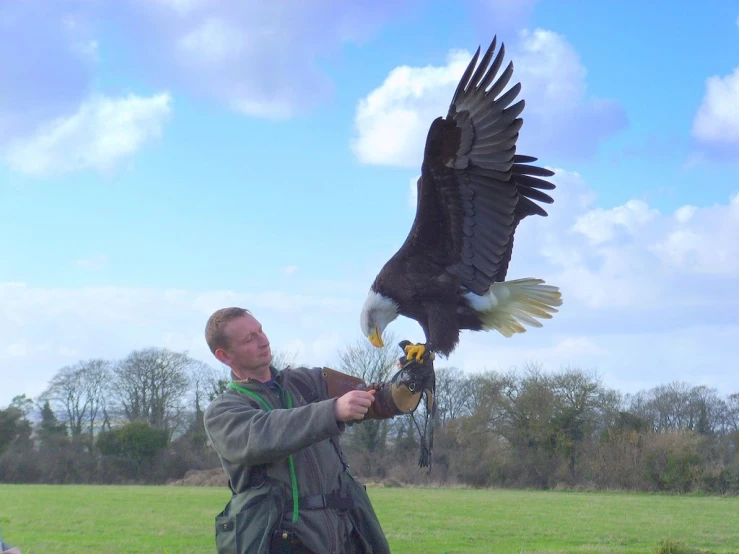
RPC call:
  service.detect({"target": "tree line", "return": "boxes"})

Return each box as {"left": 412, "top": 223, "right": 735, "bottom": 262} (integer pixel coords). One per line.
{"left": 1, "top": 340, "right": 738, "bottom": 495}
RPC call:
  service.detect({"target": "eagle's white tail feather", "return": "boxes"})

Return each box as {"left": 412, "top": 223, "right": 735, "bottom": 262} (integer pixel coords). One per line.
{"left": 464, "top": 278, "right": 563, "bottom": 338}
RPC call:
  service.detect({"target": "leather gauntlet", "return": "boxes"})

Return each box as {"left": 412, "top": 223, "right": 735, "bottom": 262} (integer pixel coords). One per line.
{"left": 320, "top": 357, "right": 434, "bottom": 420}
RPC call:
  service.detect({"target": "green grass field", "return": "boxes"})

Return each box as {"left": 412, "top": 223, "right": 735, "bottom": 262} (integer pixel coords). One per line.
{"left": 1, "top": 484, "right": 738, "bottom": 553}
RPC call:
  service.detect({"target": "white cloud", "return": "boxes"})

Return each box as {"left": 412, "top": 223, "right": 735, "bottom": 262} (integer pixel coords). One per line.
{"left": 0, "top": 3, "right": 99, "bottom": 146}
{"left": 283, "top": 265, "right": 299, "bottom": 276}
{"left": 231, "top": 97, "right": 294, "bottom": 121}
{"left": 124, "top": 1, "right": 410, "bottom": 121}
{"left": 351, "top": 28, "right": 626, "bottom": 167}
{"left": 58, "top": 346, "right": 77, "bottom": 357}
{"left": 0, "top": 1, "right": 414, "bottom": 144}
{"left": 649, "top": 192, "right": 739, "bottom": 277}
{"left": 510, "top": 171, "right": 739, "bottom": 315}
{"left": 516, "top": 172, "right": 739, "bottom": 313}
{"left": 510, "top": 29, "right": 627, "bottom": 157}
{"left": 76, "top": 254, "right": 108, "bottom": 270}
{"left": 5, "top": 93, "right": 172, "bottom": 177}
{"left": 3, "top": 343, "right": 28, "bottom": 358}
{"left": 692, "top": 67, "right": 739, "bottom": 150}
{"left": 475, "top": 0, "right": 541, "bottom": 38}
{"left": 674, "top": 205, "right": 697, "bottom": 223}
{"left": 147, "top": 0, "right": 205, "bottom": 15}
{"left": 572, "top": 200, "right": 659, "bottom": 245}
{"left": 178, "top": 18, "right": 246, "bottom": 64}
{"left": 310, "top": 333, "right": 343, "bottom": 364}
{"left": 351, "top": 49, "right": 472, "bottom": 167}
{"left": 70, "top": 39, "right": 99, "bottom": 63}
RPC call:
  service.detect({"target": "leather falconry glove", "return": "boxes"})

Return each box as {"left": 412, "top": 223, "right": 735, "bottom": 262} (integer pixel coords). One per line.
{"left": 320, "top": 341, "right": 436, "bottom": 420}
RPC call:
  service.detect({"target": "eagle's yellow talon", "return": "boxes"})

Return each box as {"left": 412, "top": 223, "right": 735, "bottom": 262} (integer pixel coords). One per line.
{"left": 404, "top": 344, "right": 426, "bottom": 362}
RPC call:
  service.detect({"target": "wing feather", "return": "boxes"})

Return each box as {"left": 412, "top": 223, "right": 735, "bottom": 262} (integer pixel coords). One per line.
{"left": 375, "top": 37, "right": 557, "bottom": 299}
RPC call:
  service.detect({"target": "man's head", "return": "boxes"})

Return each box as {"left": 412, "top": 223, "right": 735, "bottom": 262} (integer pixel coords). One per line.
{"left": 205, "top": 307, "right": 272, "bottom": 379}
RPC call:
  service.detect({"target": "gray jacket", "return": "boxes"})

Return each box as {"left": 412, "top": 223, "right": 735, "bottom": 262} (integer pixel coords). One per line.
{"left": 204, "top": 365, "right": 391, "bottom": 554}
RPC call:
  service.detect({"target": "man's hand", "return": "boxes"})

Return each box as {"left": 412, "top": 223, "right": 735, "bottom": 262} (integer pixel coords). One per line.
{"left": 334, "top": 389, "right": 376, "bottom": 421}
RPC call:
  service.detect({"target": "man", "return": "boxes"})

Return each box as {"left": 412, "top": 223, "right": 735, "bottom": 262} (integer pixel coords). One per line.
{"left": 203, "top": 307, "right": 432, "bottom": 554}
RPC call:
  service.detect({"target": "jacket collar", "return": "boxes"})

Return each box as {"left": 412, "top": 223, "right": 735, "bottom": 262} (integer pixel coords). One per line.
{"left": 230, "top": 365, "right": 281, "bottom": 388}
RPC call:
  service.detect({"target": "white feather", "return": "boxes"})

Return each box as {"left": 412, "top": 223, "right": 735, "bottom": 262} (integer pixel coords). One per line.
{"left": 463, "top": 278, "right": 563, "bottom": 338}
{"left": 360, "top": 289, "right": 399, "bottom": 337}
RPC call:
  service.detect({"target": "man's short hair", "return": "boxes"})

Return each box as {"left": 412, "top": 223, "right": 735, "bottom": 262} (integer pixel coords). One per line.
{"left": 205, "top": 307, "right": 251, "bottom": 354}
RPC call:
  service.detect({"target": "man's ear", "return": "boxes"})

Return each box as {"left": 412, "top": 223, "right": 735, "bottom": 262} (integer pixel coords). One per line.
{"left": 214, "top": 348, "right": 229, "bottom": 365}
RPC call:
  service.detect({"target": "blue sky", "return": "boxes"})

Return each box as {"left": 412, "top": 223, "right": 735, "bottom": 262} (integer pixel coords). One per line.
{"left": 2, "top": 0, "right": 738, "bottom": 407}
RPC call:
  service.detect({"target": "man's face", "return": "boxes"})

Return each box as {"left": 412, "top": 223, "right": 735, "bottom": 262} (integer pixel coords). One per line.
{"left": 216, "top": 314, "right": 272, "bottom": 378}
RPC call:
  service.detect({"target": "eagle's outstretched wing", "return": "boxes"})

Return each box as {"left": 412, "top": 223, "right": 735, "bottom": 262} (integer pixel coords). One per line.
{"left": 400, "top": 37, "right": 556, "bottom": 296}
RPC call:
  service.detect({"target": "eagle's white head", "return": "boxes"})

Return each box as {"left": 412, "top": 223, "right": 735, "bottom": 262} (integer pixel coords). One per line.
{"left": 359, "top": 289, "right": 399, "bottom": 348}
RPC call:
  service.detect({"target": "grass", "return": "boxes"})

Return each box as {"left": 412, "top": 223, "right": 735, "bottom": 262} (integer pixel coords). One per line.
{"left": 1, "top": 484, "right": 738, "bottom": 553}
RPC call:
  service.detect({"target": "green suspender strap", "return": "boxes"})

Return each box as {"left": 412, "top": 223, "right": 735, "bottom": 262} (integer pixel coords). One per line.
{"left": 227, "top": 382, "right": 300, "bottom": 524}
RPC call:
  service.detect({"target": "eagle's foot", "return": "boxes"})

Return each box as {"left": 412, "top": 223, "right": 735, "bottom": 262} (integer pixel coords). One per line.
{"left": 403, "top": 343, "right": 435, "bottom": 364}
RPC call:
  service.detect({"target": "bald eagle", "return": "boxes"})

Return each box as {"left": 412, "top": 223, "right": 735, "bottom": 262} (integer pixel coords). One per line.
{"left": 359, "top": 37, "right": 563, "bottom": 362}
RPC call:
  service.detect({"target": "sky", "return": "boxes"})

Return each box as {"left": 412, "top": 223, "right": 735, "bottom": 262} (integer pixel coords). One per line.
{"left": 1, "top": 0, "right": 738, "bottom": 407}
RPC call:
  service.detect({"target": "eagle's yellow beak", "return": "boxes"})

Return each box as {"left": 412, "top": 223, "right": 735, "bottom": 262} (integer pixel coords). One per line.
{"left": 369, "top": 325, "right": 384, "bottom": 348}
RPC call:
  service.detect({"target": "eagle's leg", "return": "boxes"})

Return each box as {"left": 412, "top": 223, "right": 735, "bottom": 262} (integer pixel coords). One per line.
{"left": 418, "top": 299, "right": 459, "bottom": 359}
{"left": 402, "top": 293, "right": 457, "bottom": 362}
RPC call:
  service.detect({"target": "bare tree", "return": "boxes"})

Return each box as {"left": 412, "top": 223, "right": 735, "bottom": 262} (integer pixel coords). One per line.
{"left": 82, "top": 359, "right": 111, "bottom": 444}
{"left": 626, "top": 382, "right": 726, "bottom": 434}
{"left": 460, "top": 370, "right": 503, "bottom": 419}
{"left": 338, "top": 334, "right": 399, "bottom": 385}
{"left": 40, "top": 359, "right": 112, "bottom": 440}
{"left": 40, "top": 365, "right": 86, "bottom": 437}
{"left": 271, "top": 348, "right": 298, "bottom": 370}
{"left": 189, "top": 361, "right": 223, "bottom": 410}
{"left": 687, "top": 385, "right": 725, "bottom": 435}
{"left": 726, "top": 393, "right": 739, "bottom": 433}
{"left": 432, "top": 366, "right": 470, "bottom": 426}
{"left": 113, "top": 348, "right": 193, "bottom": 434}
